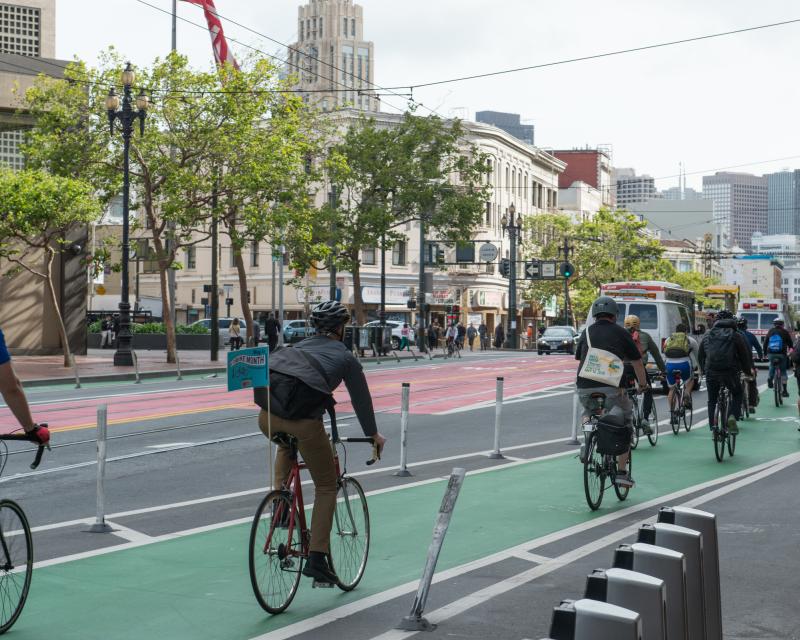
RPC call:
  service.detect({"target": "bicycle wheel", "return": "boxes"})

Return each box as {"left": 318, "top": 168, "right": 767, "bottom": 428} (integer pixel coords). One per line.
{"left": 684, "top": 402, "right": 693, "bottom": 432}
{"left": 727, "top": 432, "right": 737, "bottom": 457}
{"left": 670, "top": 391, "right": 680, "bottom": 435}
{"left": 713, "top": 402, "right": 726, "bottom": 463}
{"left": 630, "top": 399, "right": 640, "bottom": 450}
{"left": 647, "top": 401, "right": 659, "bottom": 447}
{"left": 614, "top": 451, "right": 631, "bottom": 501}
{"left": 583, "top": 434, "right": 605, "bottom": 511}
{"left": 249, "top": 490, "right": 303, "bottom": 615}
{"left": 330, "top": 477, "right": 370, "bottom": 591}
{"left": 741, "top": 382, "right": 750, "bottom": 420}
{"left": 0, "top": 500, "right": 33, "bottom": 634}
{"left": 775, "top": 372, "right": 782, "bottom": 407}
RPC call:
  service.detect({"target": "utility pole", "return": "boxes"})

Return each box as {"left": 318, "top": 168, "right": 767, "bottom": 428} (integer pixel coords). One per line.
{"left": 417, "top": 208, "right": 428, "bottom": 353}
{"left": 210, "top": 180, "right": 219, "bottom": 362}
{"left": 166, "top": 0, "right": 178, "bottom": 328}
{"left": 329, "top": 187, "right": 338, "bottom": 301}
{"left": 278, "top": 243, "right": 285, "bottom": 346}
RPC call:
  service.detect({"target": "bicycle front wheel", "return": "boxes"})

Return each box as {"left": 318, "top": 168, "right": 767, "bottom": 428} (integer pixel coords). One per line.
{"left": 0, "top": 500, "right": 33, "bottom": 634}
{"left": 583, "top": 434, "right": 605, "bottom": 511}
{"left": 331, "top": 477, "right": 370, "bottom": 591}
{"left": 249, "top": 490, "right": 303, "bottom": 615}
{"left": 647, "top": 402, "right": 659, "bottom": 446}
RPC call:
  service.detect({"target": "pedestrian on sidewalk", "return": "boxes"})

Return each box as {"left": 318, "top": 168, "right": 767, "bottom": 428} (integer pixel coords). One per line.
{"left": 229, "top": 317, "right": 243, "bottom": 350}
{"left": 265, "top": 312, "right": 280, "bottom": 352}
{"left": 428, "top": 321, "right": 439, "bottom": 351}
{"left": 100, "top": 316, "right": 112, "bottom": 348}
{"left": 252, "top": 317, "right": 262, "bottom": 346}
{"left": 478, "top": 322, "right": 488, "bottom": 351}
{"left": 399, "top": 323, "right": 412, "bottom": 351}
{"left": 112, "top": 314, "right": 120, "bottom": 347}
{"left": 494, "top": 323, "right": 505, "bottom": 349}
{"left": 467, "top": 323, "right": 477, "bottom": 351}
{"left": 526, "top": 323, "right": 534, "bottom": 349}
{"left": 456, "top": 322, "right": 466, "bottom": 349}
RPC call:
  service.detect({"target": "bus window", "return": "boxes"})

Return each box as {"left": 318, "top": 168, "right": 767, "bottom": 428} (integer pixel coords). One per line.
{"left": 628, "top": 303, "right": 658, "bottom": 330}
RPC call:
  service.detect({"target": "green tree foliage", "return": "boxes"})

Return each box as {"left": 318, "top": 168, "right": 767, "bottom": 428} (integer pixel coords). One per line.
{"left": 0, "top": 169, "right": 102, "bottom": 365}
{"left": 324, "top": 113, "right": 490, "bottom": 323}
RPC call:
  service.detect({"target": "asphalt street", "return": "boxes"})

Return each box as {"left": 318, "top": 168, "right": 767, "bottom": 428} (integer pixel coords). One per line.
{"left": 0, "top": 350, "right": 798, "bottom": 639}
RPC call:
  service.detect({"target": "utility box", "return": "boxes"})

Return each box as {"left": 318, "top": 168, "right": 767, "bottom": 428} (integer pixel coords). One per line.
{"left": 638, "top": 523, "right": 705, "bottom": 640}
{"left": 658, "top": 507, "right": 722, "bottom": 640}
{"left": 614, "top": 543, "right": 689, "bottom": 640}
{"left": 549, "top": 598, "right": 642, "bottom": 640}
{"left": 584, "top": 568, "right": 666, "bottom": 640}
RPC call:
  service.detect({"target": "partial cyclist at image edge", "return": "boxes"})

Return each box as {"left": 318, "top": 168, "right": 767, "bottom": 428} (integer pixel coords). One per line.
{"left": 764, "top": 318, "right": 792, "bottom": 398}
{"left": 254, "top": 301, "right": 386, "bottom": 586}
{"left": 0, "top": 327, "right": 50, "bottom": 446}
{"left": 623, "top": 314, "right": 665, "bottom": 435}
{"left": 698, "top": 310, "right": 752, "bottom": 435}
{"left": 575, "top": 296, "right": 648, "bottom": 488}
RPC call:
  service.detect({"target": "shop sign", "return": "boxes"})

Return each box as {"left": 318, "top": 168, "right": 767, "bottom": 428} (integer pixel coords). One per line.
{"left": 296, "top": 285, "right": 330, "bottom": 304}
{"left": 361, "top": 286, "right": 411, "bottom": 305}
{"left": 471, "top": 289, "right": 502, "bottom": 308}
{"left": 432, "top": 287, "right": 459, "bottom": 304}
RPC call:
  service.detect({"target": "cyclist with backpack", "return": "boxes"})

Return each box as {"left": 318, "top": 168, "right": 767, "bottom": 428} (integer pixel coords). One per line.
{"left": 623, "top": 315, "right": 665, "bottom": 435}
{"left": 698, "top": 309, "right": 752, "bottom": 434}
{"left": 663, "top": 323, "right": 698, "bottom": 408}
{"left": 764, "top": 318, "right": 792, "bottom": 398}
{"left": 256, "top": 301, "right": 387, "bottom": 585}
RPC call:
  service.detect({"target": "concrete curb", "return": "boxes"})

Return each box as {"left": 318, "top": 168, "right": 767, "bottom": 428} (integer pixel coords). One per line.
{"left": 21, "top": 366, "right": 226, "bottom": 388}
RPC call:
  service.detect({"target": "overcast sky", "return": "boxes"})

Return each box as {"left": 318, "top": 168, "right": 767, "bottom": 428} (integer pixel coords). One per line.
{"left": 56, "top": 0, "right": 800, "bottom": 190}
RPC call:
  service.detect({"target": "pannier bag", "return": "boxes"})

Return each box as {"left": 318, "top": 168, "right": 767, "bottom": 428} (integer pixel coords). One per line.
{"left": 595, "top": 416, "right": 630, "bottom": 456}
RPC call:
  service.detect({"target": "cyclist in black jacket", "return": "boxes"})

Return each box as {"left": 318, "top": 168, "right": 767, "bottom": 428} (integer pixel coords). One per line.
{"left": 698, "top": 310, "right": 752, "bottom": 434}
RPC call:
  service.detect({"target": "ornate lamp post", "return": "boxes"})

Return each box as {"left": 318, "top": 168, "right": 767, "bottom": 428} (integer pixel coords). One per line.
{"left": 106, "top": 63, "right": 149, "bottom": 366}
{"left": 501, "top": 204, "right": 523, "bottom": 349}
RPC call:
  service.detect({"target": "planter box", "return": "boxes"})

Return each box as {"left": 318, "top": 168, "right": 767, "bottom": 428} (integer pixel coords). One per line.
{"left": 88, "top": 333, "right": 212, "bottom": 351}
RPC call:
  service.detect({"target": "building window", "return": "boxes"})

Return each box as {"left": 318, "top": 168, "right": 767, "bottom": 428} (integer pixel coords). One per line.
{"left": 185, "top": 246, "right": 196, "bottom": 270}
{"left": 191, "top": 289, "right": 196, "bottom": 304}
{"left": 343, "top": 17, "right": 347, "bottom": 35}
{"left": 392, "top": 241, "right": 407, "bottom": 266}
{"left": 250, "top": 241, "right": 259, "bottom": 268}
{"left": 319, "top": 17, "right": 323, "bottom": 37}
{"left": 351, "top": 18, "right": 356, "bottom": 36}
{"left": 485, "top": 201, "right": 491, "bottom": 226}
{"left": 229, "top": 246, "right": 236, "bottom": 268}
{"left": 362, "top": 247, "right": 376, "bottom": 265}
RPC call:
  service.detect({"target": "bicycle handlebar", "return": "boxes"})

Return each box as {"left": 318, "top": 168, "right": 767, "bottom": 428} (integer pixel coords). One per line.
{"left": 0, "top": 423, "right": 51, "bottom": 470}
{"left": 338, "top": 437, "right": 380, "bottom": 466}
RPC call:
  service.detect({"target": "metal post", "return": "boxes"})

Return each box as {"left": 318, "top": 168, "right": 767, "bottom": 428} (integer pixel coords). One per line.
{"left": 507, "top": 225, "right": 518, "bottom": 348}
{"left": 397, "top": 467, "right": 467, "bottom": 631}
{"left": 176, "top": 351, "right": 182, "bottom": 380}
{"left": 489, "top": 377, "right": 505, "bottom": 459}
{"left": 89, "top": 405, "right": 112, "bottom": 533}
{"left": 132, "top": 350, "right": 141, "bottom": 384}
{"left": 417, "top": 212, "right": 427, "bottom": 353}
{"left": 395, "top": 383, "right": 412, "bottom": 477}
{"left": 210, "top": 180, "right": 219, "bottom": 362}
{"left": 328, "top": 187, "right": 338, "bottom": 301}
{"left": 570, "top": 392, "right": 581, "bottom": 445}
{"left": 278, "top": 244, "right": 285, "bottom": 346}
{"left": 69, "top": 354, "right": 81, "bottom": 389}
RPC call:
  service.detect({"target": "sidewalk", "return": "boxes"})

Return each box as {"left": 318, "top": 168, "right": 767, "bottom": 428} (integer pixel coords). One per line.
{"left": 14, "top": 349, "right": 225, "bottom": 386}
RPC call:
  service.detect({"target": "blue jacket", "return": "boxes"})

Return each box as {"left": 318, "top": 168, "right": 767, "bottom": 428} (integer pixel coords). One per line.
{"left": 740, "top": 329, "right": 763, "bottom": 359}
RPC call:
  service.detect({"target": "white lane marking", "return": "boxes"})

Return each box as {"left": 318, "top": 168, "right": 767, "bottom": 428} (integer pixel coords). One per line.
{"left": 246, "top": 450, "right": 792, "bottom": 640}
{"left": 104, "top": 522, "right": 153, "bottom": 543}
{"left": 14, "top": 383, "right": 226, "bottom": 408}
{"left": 435, "top": 383, "right": 573, "bottom": 415}
{"left": 146, "top": 443, "right": 196, "bottom": 449}
{"left": 509, "top": 551, "right": 553, "bottom": 564}
{"left": 366, "top": 450, "right": 800, "bottom": 640}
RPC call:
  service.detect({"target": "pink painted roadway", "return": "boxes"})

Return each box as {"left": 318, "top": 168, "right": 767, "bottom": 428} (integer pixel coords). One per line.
{"left": 1, "top": 355, "right": 578, "bottom": 433}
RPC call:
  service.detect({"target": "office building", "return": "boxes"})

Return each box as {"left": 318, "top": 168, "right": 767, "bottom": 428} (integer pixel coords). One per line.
{"left": 614, "top": 168, "right": 658, "bottom": 210}
{"left": 287, "top": 0, "right": 379, "bottom": 112}
{"left": 765, "top": 169, "right": 800, "bottom": 235}
{"left": 475, "top": 111, "right": 534, "bottom": 145}
{"left": 702, "top": 172, "right": 767, "bottom": 252}
{"left": 721, "top": 255, "right": 783, "bottom": 299}
{"left": 660, "top": 185, "right": 702, "bottom": 201}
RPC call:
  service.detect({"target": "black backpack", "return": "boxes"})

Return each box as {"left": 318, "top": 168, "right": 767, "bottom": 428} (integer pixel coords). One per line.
{"left": 254, "top": 347, "right": 335, "bottom": 421}
{"left": 702, "top": 328, "right": 737, "bottom": 371}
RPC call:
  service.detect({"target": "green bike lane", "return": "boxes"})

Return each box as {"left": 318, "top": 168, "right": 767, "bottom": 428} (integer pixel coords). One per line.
{"left": 14, "top": 398, "right": 800, "bottom": 640}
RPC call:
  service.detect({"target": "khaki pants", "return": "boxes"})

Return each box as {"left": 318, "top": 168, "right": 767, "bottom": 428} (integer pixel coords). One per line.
{"left": 258, "top": 411, "right": 337, "bottom": 554}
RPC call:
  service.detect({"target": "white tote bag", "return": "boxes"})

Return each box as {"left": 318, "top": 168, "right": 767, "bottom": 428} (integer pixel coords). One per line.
{"left": 578, "top": 325, "right": 624, "bottom": 386}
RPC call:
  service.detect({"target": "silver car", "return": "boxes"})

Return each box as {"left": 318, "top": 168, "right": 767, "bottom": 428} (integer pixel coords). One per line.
{"left": 189, "top": 318, "right": 247, "bottom": 345}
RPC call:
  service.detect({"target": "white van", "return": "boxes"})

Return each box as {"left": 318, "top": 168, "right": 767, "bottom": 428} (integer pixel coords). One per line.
{"left": 611, "top": 299, "right": 693, "bottom": 356}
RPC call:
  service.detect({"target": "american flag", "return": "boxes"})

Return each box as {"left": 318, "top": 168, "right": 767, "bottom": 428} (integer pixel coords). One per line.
{"left": 180, "top": 0, "right": 239, "bottom": 70}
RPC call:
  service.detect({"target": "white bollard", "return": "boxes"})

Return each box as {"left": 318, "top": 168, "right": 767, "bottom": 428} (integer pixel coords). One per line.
{"left": 395, "top": 383, "right": 412, "bottom": 477}
{"left": 88, "top": 404, "right": 112, "bottom": 533}
{"left": 176, "top": 350, "right": 183, "bottom": 381}
{"left": 132, "top": 350, "right": 141, "bottom": 384}
{"left": 70, "top": 354, "right": 81, "bottom": 389}
{"left": 569, "top": 392, "right": 580, "bottom": 445}
{"left": 488, "top": 377, "right": 505, "bottom": 459}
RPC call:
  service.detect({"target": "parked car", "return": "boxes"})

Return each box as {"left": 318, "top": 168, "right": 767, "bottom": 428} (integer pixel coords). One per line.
{"left": 189, "top": 318, "right": 246, "bottom": 346}
{"left": 537, "top": 326, "right": 579, "bottom": 355}
{"left": 364, "top": 320, "right": 416, "bottom": 350}
{"left": 283, "top": 319, "right": 316, "bottom": 344}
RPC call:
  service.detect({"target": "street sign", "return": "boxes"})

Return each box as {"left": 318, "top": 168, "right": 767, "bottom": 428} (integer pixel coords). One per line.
{"left": 227, "top": 347, "right": 269, "bottom": 391}
{"left": 225, "top": 298, "right": 234, "bottom": 306}
{"left": 524, "top": 260, "right": 541, "bottom": 279}
{"left": 541, "top": 261, "right": 557, "bottom": 279}
{"left": 478, "top": 243, "right": 498, "bottom": 263}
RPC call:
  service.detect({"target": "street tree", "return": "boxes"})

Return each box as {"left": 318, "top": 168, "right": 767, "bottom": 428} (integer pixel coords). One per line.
{"left": 0, "top": 168, "right": 103, "bottom": 366}
{"left": 324, "top": 112, "right": 490, "bottom": 323}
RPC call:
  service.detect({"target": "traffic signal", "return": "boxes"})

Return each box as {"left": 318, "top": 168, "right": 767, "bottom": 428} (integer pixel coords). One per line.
{"left": 436, "top": 247, "right": 445, "bottom": 265}
{"left": 500, "top": 258, "right": 511, "bottom": 278}
{"left": 407, "top": 299, "right": 417, "bottom": 309}
{"left": 445, "top": 305, "right": 453, "bottom": 313}
{"left": 560, "top": 262, "right": 575, "bottom": 278}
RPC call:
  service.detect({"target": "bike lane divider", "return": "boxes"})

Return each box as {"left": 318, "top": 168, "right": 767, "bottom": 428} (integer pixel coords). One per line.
{"left": 11, "top": 407, "right": 798, "bottom": 640}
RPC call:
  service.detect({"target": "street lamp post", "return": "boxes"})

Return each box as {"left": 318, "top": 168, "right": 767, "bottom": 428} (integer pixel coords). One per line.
{"left": 501, "top": 204, "right": 522, "bottom": 349}
{"left": 106, "top": 63, "right": 148, "bottom": 366}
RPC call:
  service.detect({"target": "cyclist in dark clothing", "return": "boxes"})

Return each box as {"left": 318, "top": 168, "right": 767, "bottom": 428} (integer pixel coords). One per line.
{"left": 737, "top": 317, "right": 761, "bottom": 412}
{"left": 698, "top": 310, "right": 752, "bottom": 434}
{"left": 764, "top": 318, "right": 792, "bottom": 397}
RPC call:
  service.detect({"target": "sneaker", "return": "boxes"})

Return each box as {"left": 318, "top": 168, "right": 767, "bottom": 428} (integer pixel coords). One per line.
{"left": 641, "top": 419, "right": 653, "bottom": 436}
{"left": 727, "top": 415, "right": 739, "bottom": 435}
{"left": 615, "top": 472, "right": 636, "bottom": 488}
{"left": 302, "top": 552, "right": 339, "bottom": 585}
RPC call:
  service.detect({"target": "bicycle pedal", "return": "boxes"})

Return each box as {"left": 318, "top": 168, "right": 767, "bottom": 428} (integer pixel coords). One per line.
{"left": 312, "top": 580, "right": 336, "bottom": 589}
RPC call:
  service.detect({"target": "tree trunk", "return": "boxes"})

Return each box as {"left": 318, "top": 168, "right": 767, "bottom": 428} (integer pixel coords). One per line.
{"left": 233, "top": 246, "right": 254, "bottom": 345}
{"left": 351, "top": 257, "right": 365, "bottom": 324}
{"left": 43, "top": 248, "right": 73, "bottom": 368}
{"left": 158, "top": 264, "right": 177, "bottom": 364}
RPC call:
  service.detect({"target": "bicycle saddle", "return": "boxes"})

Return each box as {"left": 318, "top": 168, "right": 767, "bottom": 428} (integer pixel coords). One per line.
{"left": 270, "top": 432, "right": 299, "bottom": 450}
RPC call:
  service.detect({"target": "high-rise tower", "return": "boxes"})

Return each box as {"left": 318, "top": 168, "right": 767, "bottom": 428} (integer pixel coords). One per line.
{"left": 288, "top": 0, "right": 379, "bottom": 112}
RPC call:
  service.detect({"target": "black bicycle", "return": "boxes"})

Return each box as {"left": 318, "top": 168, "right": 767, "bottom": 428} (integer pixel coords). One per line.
{"left": 770, "top": 355, "right": 786, "bottom": 407}
{"left": 712, "top": 387, "right": 736, "bottom": 462}
{"left": 627, "top": 386, "right": 658, "bottom": 449}
{"left": 581, "top": 394, "right": 633, "bottom": 511}
{"left": 669, "top": 369, "right": 693, "bottom": 434}
{"left": 0, "top": 427, "right": 50, "bottom": 634}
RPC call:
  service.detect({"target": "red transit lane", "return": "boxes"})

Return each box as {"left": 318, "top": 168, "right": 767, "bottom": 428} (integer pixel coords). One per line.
{"left": 1, "top": 355, "right": 578, "bottom": 432}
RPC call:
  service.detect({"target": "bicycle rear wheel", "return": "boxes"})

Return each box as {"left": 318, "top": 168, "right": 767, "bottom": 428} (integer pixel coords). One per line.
{"left": 727, "top": 432, "right": 737, "bottom": 457}
{"left": 614, "top": 453, "right": 632, "bottom": 501}
{"left": 249, "top": 490, "right": 303, "bottom": 614}
{"left": 775, "top": 371, "right": 783, "bottom": 407}
{"left": 670, "top": 391, "right": 680, "bottom": 435}
{"left": 647, "top": 402, "right": 659, "bottom": 447}
{"left": 684, "top": 403, "right": 693, "bottom": 432}
{"left": 713, "top": 402, "right": 726, "bottom": 462}
{"left": 330, "top": 477, "right": 370, "bottom": 591}
{"left": 583, "top": 434, "right": 605, "bottom": 511}
{"left": 630, "top": 400, "right": 640, "bottom": 450}
{"left": 0, "top": 500, "right": 33, "bottom": 634}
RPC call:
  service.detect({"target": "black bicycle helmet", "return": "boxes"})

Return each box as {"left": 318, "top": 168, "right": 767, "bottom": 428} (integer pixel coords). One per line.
{"left": 737, "top": 317, "right": 747, "bottom": 330}
{"left": 716, "top": 309, "right": 734, "bottom": 320}
{"left": 310, "top": 301, "right": 350, "bottom": 332}
{"left": 590, "top": 296, "right": 619, "bottom": 318}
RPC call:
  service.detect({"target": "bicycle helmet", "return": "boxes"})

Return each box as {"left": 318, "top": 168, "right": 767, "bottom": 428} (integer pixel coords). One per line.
{"left": 774, "top": 318, "right": 785, "bottom": 326}
{"left": 310, "top": 301, "right": 350, "bottom": 332}
{"left": 591, "top": 296, "right": 619, "bottom": 318}
{"left": 623, "top": 315, "right": 640, "bottom": 329}
{"left": 716, "top": 309, "right": 734, "bottom": 320}
{"left": 737, "top": 317, "right": 747, "bottom": 330}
